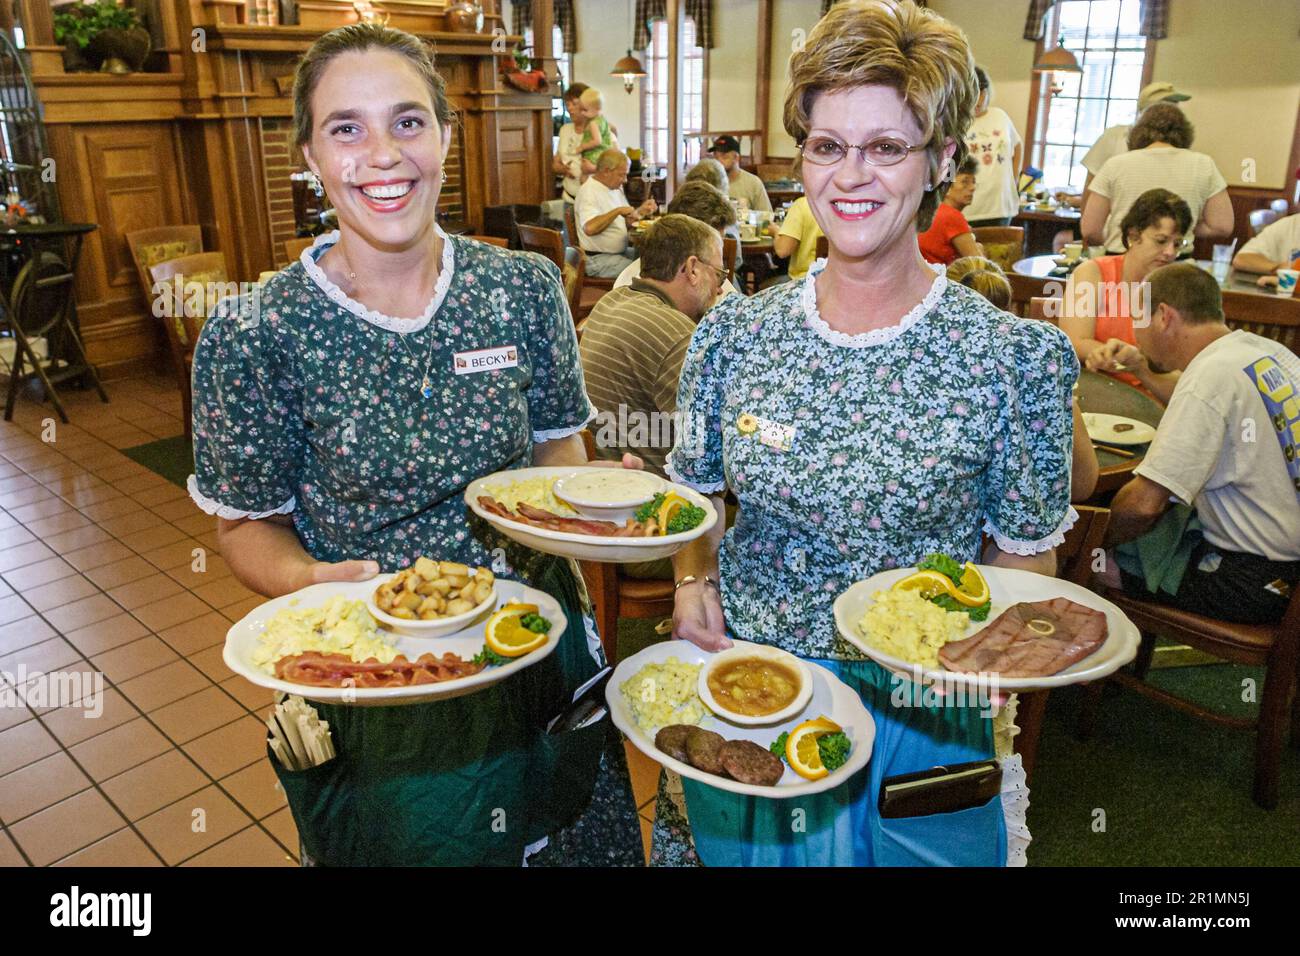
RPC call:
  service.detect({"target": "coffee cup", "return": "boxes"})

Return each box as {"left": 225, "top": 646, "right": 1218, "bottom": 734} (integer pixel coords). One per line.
{"left": 740, "top": 223, "right": 757, "bottom": 241}
{"left": 1277, "top": 268, "right": 1299, "bottom": 296}
{"left": 1062, "top": 242, "right": 1082, "bottom": 261}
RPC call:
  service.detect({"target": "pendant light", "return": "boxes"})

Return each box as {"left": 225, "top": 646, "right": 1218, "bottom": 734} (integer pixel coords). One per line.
{"left": 1033, "top": 34, "right": 1082, "bottom": 95}
{"left": 611, "top": 48, "right": 645, "bottom": 94}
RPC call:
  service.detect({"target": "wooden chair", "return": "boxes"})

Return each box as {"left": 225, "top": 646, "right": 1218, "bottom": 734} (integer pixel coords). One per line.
{"left": 1008, "top": 271, "right": 1049, "bottom": 317}
{"left": 148, "top": 252, "right": 231, "bottom": 442}
{"left": 517, "top": 223, "right": 564, "bottom": 270}
{"left": 815, "top": 234, "right": 828, "bottom": 260}
{"left": 126, "top": 225, "right": 204, "bottom": 308}
{"left": 971, "top": 226, "right": 1025, "bottom": 274}
{"left": 721, "top": 235, "right": 738, "bottom": 286}
{"left": 1248, "top": 208, "right": 1280, "bottom": 236}
{"left": 563, "top": 245, "right": 586, "bottom": 326}
{"left": 1027, "top": 296, "right": 1060, "bottom": 326}
{"left": 1078, "top": 574, "right": 1300, "bottom": 809}
{"left": 1012, "top": 506, "right": 1111, "bottom": 783}
{"left": 282, "top": 236, "right": 315, "bottom": 264}
{"left": 466, "top": 234, "right": 510, "bottom": 248}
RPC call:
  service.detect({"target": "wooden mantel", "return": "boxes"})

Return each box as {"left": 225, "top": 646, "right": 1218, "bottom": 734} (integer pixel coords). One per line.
{"left": 18, "top": 0, "right": 556, "bottom": 380}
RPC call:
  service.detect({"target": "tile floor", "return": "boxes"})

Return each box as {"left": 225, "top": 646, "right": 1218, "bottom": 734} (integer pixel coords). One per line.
{"left": 0, "top": 373, "right": 662, "bottom": 866}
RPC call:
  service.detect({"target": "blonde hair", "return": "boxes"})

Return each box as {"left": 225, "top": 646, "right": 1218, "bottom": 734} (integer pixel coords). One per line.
{"left": 293, "top": 22, "right": 453, "bottom": 146}
{"left": 579, "top": 87, "right": 604, "bottom": 111}
{"left": 947, "top": 256, "right": 1011, "bottom": 310}
{"left": 783, "top": 0, "right": 978, "bottom": 230}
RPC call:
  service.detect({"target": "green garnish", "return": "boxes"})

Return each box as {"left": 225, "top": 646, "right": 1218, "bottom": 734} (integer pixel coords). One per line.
{"left": 634, "top": 492, "right": 707, "bottom": 535}
{"left": 916, "top": 553, "right": 992, "bottom": 621}
{"left": 634, "top": 493, "right": 666, "bottom": 524}
{"left": 520, "top": 612, "right": 552, "bottom": 633}
{"left": 472, "top": 645, "right": 513, "bottom": 667}
{"left": 770, "top": 732, "right": 789, "bottom": 758}
{"left": 769, "top": 730, "right": 852, "bottom": 770}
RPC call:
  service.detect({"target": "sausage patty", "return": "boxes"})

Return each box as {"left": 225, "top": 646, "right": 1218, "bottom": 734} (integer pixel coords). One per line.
{"left": 654, "top": 724, "right": 693, "bottom": 763}
{"left": 684, "top": 727, "right": 727, "bottom": 775}
{"left": 719, "top": 739, "right": 785, "bottom": 786}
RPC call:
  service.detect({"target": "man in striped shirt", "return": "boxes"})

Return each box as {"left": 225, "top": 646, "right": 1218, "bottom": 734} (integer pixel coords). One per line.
{"left": 579, "top": 214, "right": 724, "bottom": 479}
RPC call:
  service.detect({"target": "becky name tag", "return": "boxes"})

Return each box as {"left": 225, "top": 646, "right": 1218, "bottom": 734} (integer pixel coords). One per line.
{"left": 454, "top": 345, "right": 518, "bottom": 375}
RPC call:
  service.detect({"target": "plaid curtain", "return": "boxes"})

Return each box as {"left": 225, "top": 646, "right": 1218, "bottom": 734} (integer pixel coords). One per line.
{"left": 512, "top": 0, "right": 578, "bottom": 55}
{"left": 511, "top": 0, "right": 531, "bottom": 39}
{"left": 633, "top": 0, "right": 668, "bottom": 50}
{"left": 685, "top": 0, "right": 714, "bottom": 48}
{"left": 1027, "top": 1, "right": 1169, "bottom": 40}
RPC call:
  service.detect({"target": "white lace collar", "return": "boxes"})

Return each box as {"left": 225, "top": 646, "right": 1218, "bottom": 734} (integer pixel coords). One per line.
{"left": 299, "top": 225, "right": 455, "bottom": 333}
{"left": 799, "top": 257, "right": 947, "bottom": 348}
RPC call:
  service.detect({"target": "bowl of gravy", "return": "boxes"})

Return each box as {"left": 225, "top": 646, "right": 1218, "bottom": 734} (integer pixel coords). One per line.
{"left": 698, "top": 642, "right": 813, "bottom": 726}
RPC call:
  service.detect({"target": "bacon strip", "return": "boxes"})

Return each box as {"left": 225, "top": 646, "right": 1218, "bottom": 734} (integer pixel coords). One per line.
{"left": 477, "top": 495, "right": 656, "bottom": 537}
{"left": 275, "top": 651, "right": 485, "bottom": 688}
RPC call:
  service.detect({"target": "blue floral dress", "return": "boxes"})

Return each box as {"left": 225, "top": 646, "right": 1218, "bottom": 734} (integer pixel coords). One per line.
{"left": 188, "top": 229, "right": 640, "bottom": 866}
{"left": 656, "top": 259, "right": 1077, "bottom": 866}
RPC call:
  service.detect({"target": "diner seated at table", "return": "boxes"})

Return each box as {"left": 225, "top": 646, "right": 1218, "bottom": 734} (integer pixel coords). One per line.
{"left": 707, "top": 134, "right": 772, "bottom": 214}
{"left": 682, "top": 162, "right": 745, "bottom": 268}
{"left": 1061, "top": 187, "right": 1191, "bottom": 402}
{"left": 1232, "top": 211, "right": 1300, "bottom": 281}
{"left": 614, "top": 181, "right": 740, "bottom": 298}
{"left": 769, "top": 195, "right": 823, "bottom": 283}
{"left": 1081, "top": 104, "right": 1232, "bottom": 255}
{"left": 946, "top": 256, "right": 1098, "bottom": 502}
{"left": 1100, "top": 263, "right": 1300, "bottom": 624}
{"left": 575, "top": 148, "right": 657, "bottom": 277}
{"left": 919, "top": 156, "right": 983, "bottom": 265}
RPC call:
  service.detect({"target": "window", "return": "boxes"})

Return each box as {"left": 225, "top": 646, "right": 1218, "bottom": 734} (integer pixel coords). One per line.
{"left": 641, "top": 17, "right": 707, "bottom": 171}
{"left": 1031, "top": 0, "right": 1150, "bottom": 191}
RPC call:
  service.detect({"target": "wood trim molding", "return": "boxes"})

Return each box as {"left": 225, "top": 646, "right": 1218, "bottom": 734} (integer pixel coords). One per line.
{"left": 755, "top": 0, "right": 772, "bottom": 166}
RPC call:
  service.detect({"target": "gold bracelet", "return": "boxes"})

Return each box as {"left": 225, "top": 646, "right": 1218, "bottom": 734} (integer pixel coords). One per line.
{"left": 673, "top": 574, "right": 720, "bottom": 592}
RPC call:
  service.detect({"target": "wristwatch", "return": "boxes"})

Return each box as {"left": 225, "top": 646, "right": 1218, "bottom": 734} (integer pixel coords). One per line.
{"left": 673, "top": 574, "right": 720, "bottom": 593}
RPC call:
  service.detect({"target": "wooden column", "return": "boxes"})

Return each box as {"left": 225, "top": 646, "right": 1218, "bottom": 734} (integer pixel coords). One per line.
{"left": 666, "top": 0, "right": 680, "bottom": 197}
{"left": 755, "top": 0, "right": 772, "bottom": 165}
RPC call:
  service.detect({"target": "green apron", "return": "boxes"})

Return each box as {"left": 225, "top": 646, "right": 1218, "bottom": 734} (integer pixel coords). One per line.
{"left": 272, "top": 556, "right": 604, "bottom": 866}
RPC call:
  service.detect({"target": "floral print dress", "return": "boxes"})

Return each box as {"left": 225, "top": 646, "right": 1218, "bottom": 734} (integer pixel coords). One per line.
{"left": 655, "top": 260, "right": 1077, "bottom": 866}
{"left": 188, "top": 229, "right": 640, "bottom": 866}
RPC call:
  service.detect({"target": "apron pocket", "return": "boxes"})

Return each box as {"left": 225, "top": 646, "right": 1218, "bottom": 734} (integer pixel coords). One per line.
{"left": 269, "top": 748, "right": 355, "bottom": 866}
{"left": 873, "top": 795, "right": 1005, "bottom": 867}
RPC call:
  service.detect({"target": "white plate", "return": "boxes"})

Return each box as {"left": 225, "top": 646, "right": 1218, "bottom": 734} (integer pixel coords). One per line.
{"left": 466, "top": 466, "right": 718, "bottom": 563}
{"left": 223, "top": 579, "right": 564, "bottom": 706}
{"left": 833, "top": 566, "right": 1140, "bottom": 694}
{"left": 366, "top": 571, "right": 496, "bottom": 637}
{"left": 1083, "top": 412, "right": 1156, "bottom": 445}
{"left": 608, "top": 639, "right": 875, "bottom": 799}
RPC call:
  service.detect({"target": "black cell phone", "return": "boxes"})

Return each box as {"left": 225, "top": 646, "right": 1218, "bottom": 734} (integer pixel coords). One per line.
{"left": 878, "top": 760, "right": 1002, "bottom": 819}
{"left": 546, "top": 666, "right": 613, "bottom": 735}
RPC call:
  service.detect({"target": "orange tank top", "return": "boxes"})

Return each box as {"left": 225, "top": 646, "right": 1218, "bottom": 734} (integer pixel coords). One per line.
{"left": 1092, "top": 254, "right": 1144, "bottom": 389}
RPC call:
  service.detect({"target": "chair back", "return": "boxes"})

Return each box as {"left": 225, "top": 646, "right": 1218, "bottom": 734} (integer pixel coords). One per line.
{"left": 1008, "top": 271, "right": 1047, "bottom": 317}
{"left": 564, "top": 202, "right": 579, "bottom": 247}
{"left": 972, "top": 226, "right": 1025, "bottom": 273}
{"left": 466, "top": 234, "right": 510, "bottom": 248}
{"left": 126, "top": 226, "right": 204, "bottom": 310}
{"left": 517, "top": 223, "right": 565, "bottom": 270}
{"left": 721, "top": 235, "right": 738, "bottom": 286}
{"left": 148, "top": 252, "right": 231, "bottom": 353}
{"left": 563, "top": 245, "right": 586, "bottom": 321}
{"left": 1028, "top": 296, "right": 1061, "bottom": 326}
{"left": 815, "top": 234, "right": 829, "bottom": 260}
{"left": 1249, "top": 208, "right": 1280, "bottom": 236}
{"left": 282, "top": 236, "right": 315, "bottom": 265}
{"left": 1057, "top": 505, "right": 1109, "bottom": 586}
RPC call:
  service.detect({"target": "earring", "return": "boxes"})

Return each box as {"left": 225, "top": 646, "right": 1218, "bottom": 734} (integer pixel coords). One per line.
{"left": 441, "top": 168, "right": 448, "bottom": 184}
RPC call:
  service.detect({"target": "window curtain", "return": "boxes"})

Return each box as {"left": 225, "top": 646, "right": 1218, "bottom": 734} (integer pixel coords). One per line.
{"left": 511, "top": 0, "right": 578, "bottom": 54}
{"left": 1024, "top": 0, "right": 1168, "bottom": 41}
{"left": 633, "top": 0, "right": 715, "bottom": 50}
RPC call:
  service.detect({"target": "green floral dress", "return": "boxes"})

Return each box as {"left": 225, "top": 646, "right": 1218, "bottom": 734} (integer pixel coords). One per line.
{"left": 189, "top": 229, "right": 639, "bottom": 866}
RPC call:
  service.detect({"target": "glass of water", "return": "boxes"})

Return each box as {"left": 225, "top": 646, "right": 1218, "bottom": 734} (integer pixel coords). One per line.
{"left": 1211, "top": 244, "right": 1234, "bottom": 286}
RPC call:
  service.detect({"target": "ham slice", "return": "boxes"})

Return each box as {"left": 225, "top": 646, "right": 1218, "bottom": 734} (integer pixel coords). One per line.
{"left": 938, "top": 598, "right": 1108, "bottom": 678}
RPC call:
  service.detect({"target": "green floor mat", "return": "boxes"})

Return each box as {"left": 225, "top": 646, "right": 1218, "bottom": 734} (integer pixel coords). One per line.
{"left": 122, "top": 435, "right": 193, "bottom": 490}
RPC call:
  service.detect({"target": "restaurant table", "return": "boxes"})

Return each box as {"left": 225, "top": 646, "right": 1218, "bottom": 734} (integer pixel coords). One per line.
{"left": 1076, "top": 369, "right": 1164, "bottom": 496}
{"left": 1012, "top": 205, "right": 1081, "bottom": 256}
{"left": 766, "top": 186, "right": 804, "bottom": 208}
{"left": 738, "top": 235, "right": 781, "bottom": 293}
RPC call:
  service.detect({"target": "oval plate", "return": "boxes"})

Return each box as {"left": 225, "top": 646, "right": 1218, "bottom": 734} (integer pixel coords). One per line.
{"left": 608, "top": 639, "right": 874, "bottom": 799}
{"left": 466, "top": 466, "right": 718, "bottom": 563}
{"left": 834, "top": 566, "right": 1140, "bottom": 694}
{"left": 223, "top": 579, "right": 564, "bottom": 706}
{"left": 1083, "top": 412, "right": 1156, "bottom": 446}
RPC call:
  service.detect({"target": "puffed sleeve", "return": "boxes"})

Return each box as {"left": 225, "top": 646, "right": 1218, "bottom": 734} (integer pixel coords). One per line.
{"left": 981, "top": 318, "right": 1079, "bottom": 554}
{"left": 520, "top": 254, "right": 597, "bottom": 443}
{"left": 187, "top": 291, "right": 303, "bottom": 519}
{"left": 664, "top": 297, "right": 739, "bottom": 493}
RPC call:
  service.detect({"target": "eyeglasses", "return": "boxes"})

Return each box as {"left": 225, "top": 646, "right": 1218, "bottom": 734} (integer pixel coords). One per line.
{"left": 696, "top": 258, "right": 728, "bottom": 284}
{"left": 799, "top": 135, "right": 925, "bottom": 167}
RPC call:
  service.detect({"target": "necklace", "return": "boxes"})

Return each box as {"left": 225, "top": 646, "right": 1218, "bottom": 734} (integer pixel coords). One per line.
{"left": 332, "top": 240, "right": 440, "bottom": 399}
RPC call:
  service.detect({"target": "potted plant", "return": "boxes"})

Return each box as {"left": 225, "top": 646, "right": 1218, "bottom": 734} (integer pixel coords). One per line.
{"left": 54, "top": 1, "right": 152, "bottom": 75}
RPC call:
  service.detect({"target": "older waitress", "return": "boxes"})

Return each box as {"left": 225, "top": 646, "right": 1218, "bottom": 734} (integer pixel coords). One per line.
{"left": 188, "top": 23, "right": 639, "bottom": 866}
{"left": 660, "top": 0, "right": 1074, "bottom": 866}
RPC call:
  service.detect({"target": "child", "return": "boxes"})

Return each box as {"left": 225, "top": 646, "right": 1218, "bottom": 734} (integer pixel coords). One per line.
{"left": 576, "top": 87, "right": 614, "bottom": 167}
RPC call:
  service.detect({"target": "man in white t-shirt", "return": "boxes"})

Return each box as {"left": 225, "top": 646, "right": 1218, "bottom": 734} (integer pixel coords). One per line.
{"left": 575, "top": 148, "right": 657, "bottom": 277}
{"left": 1102, "top": 263, "right": 1300, "bottom": 623}
{"left": 707, "top": 135, "right": 772, "bottom": 214}
{"left": 1233, "top": 212, "right": 1300, "bottom": 278}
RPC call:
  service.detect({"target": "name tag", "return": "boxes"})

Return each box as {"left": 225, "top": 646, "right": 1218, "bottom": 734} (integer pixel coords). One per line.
{"left": 758, "top": 417, "right": 796, "bottom": 452}
{"left": 454, "top": 345, "right": 518, "bottom": 375}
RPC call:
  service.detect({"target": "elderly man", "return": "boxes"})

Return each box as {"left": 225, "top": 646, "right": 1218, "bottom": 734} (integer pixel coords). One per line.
{"left": 574, "top": 148, "right": 657, "bottom": 277}
{"left": 1100, "top": 263, "right": 1300, "bottom": 623}
{"left": 612, "top": 180, "right": 739, "bottom": 297}
{"left": 707, "top": 135, "right": 771, "bottom": 215}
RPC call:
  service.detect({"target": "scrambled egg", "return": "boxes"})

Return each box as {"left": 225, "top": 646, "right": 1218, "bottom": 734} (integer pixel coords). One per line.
{"left": 253, "top": 596, "right": 396, "bottom": 674}
{"left": 482, "top": 476, "right": 577, "bottom": 516}
{"left": 620, "top": 657, "right": 710, "bottom": 733}
{"left": 857, "top": 589, "right": 971, "bottom": 667}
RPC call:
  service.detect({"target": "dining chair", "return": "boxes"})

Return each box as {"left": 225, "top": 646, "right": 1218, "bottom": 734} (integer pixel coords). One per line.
{"left": 815, "top": 235, "right": 829, "bottom": 260}
{"left": 517, "top": 223, "right": 564, "bottom": 270}
{"left": 126, "top": 225, "right": 204, "bottom": 313}
{"left": 148, "top": 252, "right": 231, "bottom": 442}
{"left": 1010, "top": 505, "right": 1111, "bottom": 783}
{"left": 563, "top": 244, "right": 586, "bottom": 328}
{"left": 1078, "top": 571, "right": 1300, "bottom": 809}
{"left": 575, "top": 430, "right": 675, "bottom": 665}
{"left": 282, "top": 236, "right": 315, "bottom": 265}
{"left": 971, "top": 226, "right": 1026, "bottom": 274}
{"left": 1007, "top": 271, "right": 1048, "bottom": 317}
{"left": 721, "top": 236, "right": 738, "bottom": 286}
{"left": 1248, "top": 208, "right": 1279, "bottom": 236}
{"left": 466, "top": 234, "right": 510, "bottom": 248}
{"left": 1028, "top": 296, "right": 1061, "bottom": 326}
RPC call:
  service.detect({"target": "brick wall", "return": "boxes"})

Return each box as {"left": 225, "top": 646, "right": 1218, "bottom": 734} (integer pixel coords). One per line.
{"left": 260, "top": 117, "right": 302, "bottom": 267}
